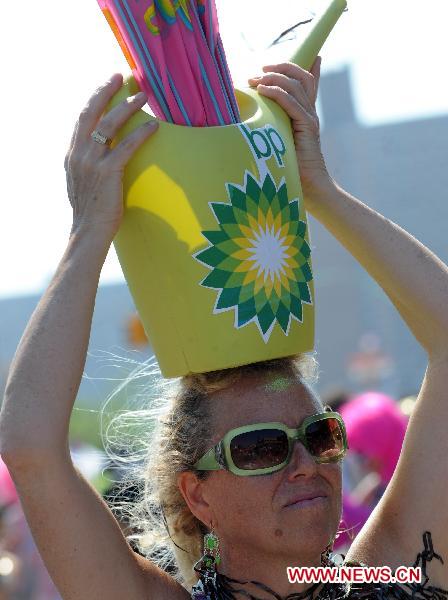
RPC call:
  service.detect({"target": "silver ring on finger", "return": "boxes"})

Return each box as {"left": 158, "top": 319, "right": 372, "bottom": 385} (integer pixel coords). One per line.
{"left": 91, "top": 129, "right": 113, "bottom": 146}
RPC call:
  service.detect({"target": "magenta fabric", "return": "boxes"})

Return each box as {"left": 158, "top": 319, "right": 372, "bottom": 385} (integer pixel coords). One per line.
{"left": 336, "top": 496, "right": 372, "bottom": 549}
{"left": 98, "top": 0, "right": 240, "bottom": 126}
{"left": 340, "top": 392, "right": 409, "bottom": 484}
{"left": 333, "top": 392, "right": 409, "bottom": 550}
{"left": 0, "top": 456, "right": 18, "bottom": 506}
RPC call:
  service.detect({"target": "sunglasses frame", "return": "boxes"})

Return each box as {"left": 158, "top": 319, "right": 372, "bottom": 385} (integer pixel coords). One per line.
{"left": 194, "top": 411, "right": 348, "bottom": 477}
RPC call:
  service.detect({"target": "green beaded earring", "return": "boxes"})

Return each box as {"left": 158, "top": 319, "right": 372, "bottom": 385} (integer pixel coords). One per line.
{"left": 192, "top": 525, "right": 221, "bottom": 600}
{"left": 192, "top": 524, "right": 222, "bottom": 596}
{"left": 203, "top": 529, "right": 221, "bottom": 571}
{"left": 194, "top": 525, "right": 221, "bottom": 573}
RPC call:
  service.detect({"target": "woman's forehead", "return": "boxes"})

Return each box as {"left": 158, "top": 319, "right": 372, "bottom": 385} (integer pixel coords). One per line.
{"left": 209, "top": 373, "right": 323, "bottom": 435}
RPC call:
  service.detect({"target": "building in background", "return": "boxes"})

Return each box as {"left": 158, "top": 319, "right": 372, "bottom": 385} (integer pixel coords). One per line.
{"left": 0, "top": 284, "right": 140, "bottom": 405}
{"left": 314, "top": 67, "right": 447, "bottom": 397}
{"left": 1, "top": 67, "right": 447, "bottom": 404}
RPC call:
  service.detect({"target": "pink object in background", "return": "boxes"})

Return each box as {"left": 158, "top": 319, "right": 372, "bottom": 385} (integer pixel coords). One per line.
{"left": 97, "top": 0, "right": 240, "bottom": 126}
{"left": 0, "top": 456, "right": 18, "bottom": 507}
{"left": 335, "top": 392, "right": 409, "bottom": 549}
{"left": 340, "top": 392, "right": 409, "bottom": 484}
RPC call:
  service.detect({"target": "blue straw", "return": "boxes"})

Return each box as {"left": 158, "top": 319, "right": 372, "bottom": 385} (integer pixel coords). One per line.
{"left": 217, "top": 36, "right": 240, "bottom": 122}
{"left": 167, "top": 71, "right": 193, "bottom": 126}
{"left": 198, "top": 55, "right": 225, "bottom": 125}
{"left": 207, "top": 0, "right": 214, "bottom": 54}
{"left": 189, "top": 1, "right": 238, "bottom": 123}
{"left": 117, "top": 0, "right": 174, "bottom": 122}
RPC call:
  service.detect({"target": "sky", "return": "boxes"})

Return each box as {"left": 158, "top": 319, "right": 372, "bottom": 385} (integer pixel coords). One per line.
{"left": 1, "top": 0, "right": 448, "bottom": 299}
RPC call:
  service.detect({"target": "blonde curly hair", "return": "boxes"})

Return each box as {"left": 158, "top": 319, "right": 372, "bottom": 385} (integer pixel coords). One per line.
{"left": 103, "top": 352, "right": 320, "bottom": 591}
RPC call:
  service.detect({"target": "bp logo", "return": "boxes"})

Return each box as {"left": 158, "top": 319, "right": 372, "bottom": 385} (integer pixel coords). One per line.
{"left": 193, "top": 171, "right": 313, "bottom": 342}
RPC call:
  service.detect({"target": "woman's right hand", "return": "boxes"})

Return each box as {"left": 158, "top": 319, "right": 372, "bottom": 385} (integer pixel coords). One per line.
{"left": 65, "top": 74, "right": 159, "bottom": 241}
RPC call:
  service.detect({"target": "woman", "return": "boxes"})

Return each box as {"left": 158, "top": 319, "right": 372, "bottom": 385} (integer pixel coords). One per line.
{"left": 1, "top": 57, "right": 448, "bottom": 599}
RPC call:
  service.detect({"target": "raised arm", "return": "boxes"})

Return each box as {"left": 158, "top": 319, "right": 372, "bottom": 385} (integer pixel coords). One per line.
{"left": 250, "top": 60, "right": 448, "bottom": 359}
{"left": 0, "top": 76, "right": 186, "bottom": 600}
{"left": 249, "top": 61, "right": 448, "bottom": 587}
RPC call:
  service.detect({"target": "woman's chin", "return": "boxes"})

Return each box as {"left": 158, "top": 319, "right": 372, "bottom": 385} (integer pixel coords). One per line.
{"left": 277, "top": 508, "right": 336, "bottom": 548}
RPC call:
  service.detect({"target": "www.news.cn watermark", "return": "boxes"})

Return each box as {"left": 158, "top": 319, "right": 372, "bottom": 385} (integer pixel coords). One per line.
{"left": 287, "top": 566, "right": 421, "bottom": 584}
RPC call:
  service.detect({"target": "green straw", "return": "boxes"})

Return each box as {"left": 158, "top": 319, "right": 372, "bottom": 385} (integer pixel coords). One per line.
{"left": 289, "top": 0, "right": 347, "bottom": 71}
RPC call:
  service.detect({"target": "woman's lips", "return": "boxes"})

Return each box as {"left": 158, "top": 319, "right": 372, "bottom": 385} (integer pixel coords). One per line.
{"left": 284, "top": 495, "right": 328, "bottom": 509}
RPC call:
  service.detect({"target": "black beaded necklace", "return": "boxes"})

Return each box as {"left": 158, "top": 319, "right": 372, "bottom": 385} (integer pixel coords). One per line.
{"left": 191, "top": 532, "right": 448, "bottom": 600}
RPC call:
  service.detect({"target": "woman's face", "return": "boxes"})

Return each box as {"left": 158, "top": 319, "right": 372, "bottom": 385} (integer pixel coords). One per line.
{"left": 180, "top": 372, "right": 343, "bottom": 565}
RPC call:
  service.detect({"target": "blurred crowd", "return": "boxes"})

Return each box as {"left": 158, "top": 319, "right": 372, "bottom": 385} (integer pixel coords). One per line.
{"left": 0, "top": 443, "right": 107, "bottom": 600}
{"left": 0, "top": 456, "right": 60, "bottom": 599}
{"left": 0, "top": 389, "right": 416, "bottom": 598}
{"left": 326, "top": 389, "right": 414, "bottom": 552}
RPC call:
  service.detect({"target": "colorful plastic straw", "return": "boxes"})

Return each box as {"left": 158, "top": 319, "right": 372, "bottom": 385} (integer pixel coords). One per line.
{"left": 98, "top": 0, "right": 240, "bottom": 126}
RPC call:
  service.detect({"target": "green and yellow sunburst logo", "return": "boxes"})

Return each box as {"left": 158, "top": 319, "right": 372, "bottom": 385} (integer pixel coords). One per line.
{"left": 193, "top": 171, "right": 313, "bottom": 342}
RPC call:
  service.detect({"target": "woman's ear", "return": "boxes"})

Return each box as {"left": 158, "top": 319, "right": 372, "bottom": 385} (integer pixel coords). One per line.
{"left": 177, "top": 471, "right": 212, "bottom": 527}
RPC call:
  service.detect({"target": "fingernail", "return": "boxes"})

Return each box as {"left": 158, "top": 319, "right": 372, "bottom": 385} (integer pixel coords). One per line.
{"left": 249, "top": 76, "right": 263, "bottom": 81}
{"left": 127, "top": 92, "right": 147, "bottom": 104}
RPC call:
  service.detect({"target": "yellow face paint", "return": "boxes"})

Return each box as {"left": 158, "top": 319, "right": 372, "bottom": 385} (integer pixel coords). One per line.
{"left": 264, "top": 376, "right": 293, "bottom": 393}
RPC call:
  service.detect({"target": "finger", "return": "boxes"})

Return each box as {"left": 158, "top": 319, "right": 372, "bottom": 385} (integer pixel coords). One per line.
{"left": 255, "top": 84, "right": 312, "bottom": 125}
{"left": 74, "top": 74, "right": 124, "bottom": 145}
{"left": 67, "top": 120, "right": 79, "bottom": 157}
{"left": 248, "top": 72, "right": 311, "bottom": 111}
{"left": 259, "top": 62, "right": 316, "bottom": 104}
{"left": 310, "top": 56, "right": 322, "bottom": 103}
{"left": 106, "top": 121, "right": 159, "bottom": 168}
{"left": 88, "top": 92, "right": 148, "bottom": 152}
{"left": 64, "top": 120, "right": 79, "bottom": 171}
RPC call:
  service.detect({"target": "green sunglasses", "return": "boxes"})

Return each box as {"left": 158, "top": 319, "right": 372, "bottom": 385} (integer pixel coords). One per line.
{"left": 194, "top": 412, "right": 348, "bottom": 477}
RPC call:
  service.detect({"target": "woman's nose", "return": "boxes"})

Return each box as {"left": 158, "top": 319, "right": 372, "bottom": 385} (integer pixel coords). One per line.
{"left": 285, "top": 440, "right": 319, "bottom": 480}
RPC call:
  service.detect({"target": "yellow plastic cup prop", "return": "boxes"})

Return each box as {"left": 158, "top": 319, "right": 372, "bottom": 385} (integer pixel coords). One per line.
{"left": 109, "top": 0, "right": 347, "bottom": 377}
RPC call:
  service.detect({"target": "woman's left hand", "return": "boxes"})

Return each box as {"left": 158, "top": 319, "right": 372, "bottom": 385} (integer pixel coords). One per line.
{"left": 248, "top": 58, "right": 330, "bottom": 198}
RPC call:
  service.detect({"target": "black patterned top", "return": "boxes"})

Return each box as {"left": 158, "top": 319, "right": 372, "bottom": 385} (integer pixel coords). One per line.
{"left": 191, "top": 531, "right": 448, "bottom": 600}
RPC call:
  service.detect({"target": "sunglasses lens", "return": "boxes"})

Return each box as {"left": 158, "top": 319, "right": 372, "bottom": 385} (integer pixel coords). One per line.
{"left": 306, "top": 418, "right": 345, "bottom": 460}
{"left": 230, "top": 429, "right": 289, "bottom": 471}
